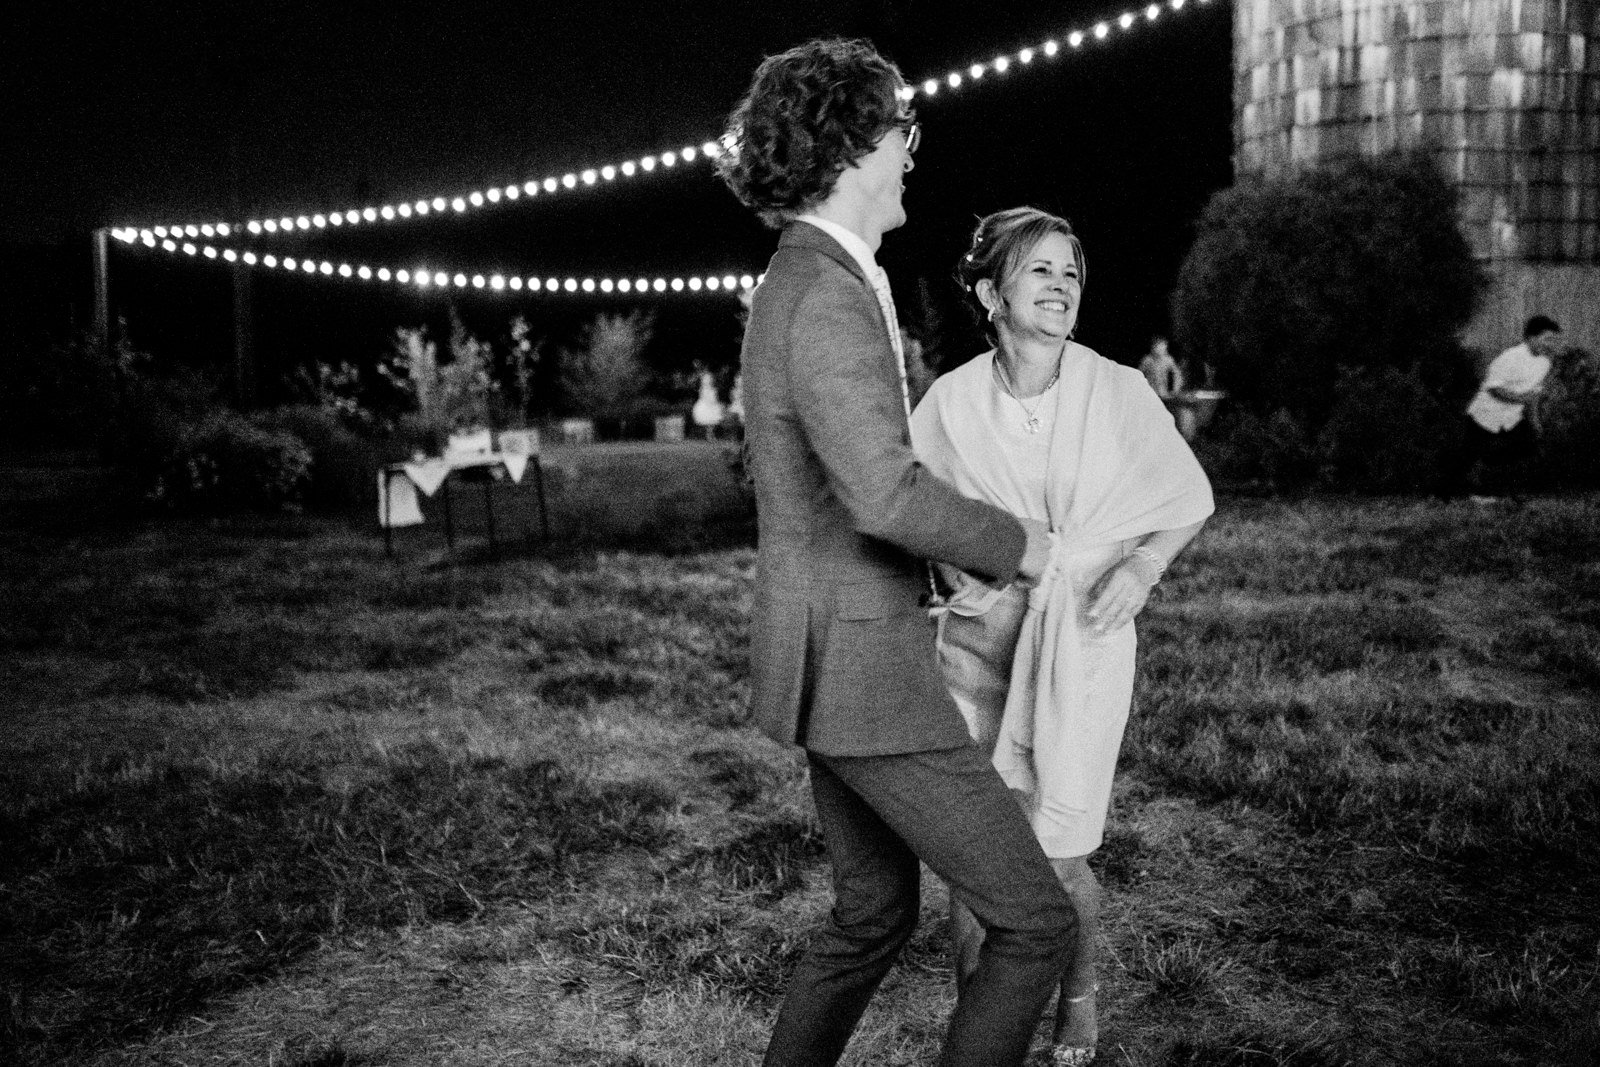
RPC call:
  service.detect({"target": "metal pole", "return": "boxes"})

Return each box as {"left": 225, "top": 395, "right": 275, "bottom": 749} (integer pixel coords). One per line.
{"left": 92, "top": 228, "right": 111, "bottom": 364}
{"left": 232, "top": 264, "right": 256, "bottom": 406}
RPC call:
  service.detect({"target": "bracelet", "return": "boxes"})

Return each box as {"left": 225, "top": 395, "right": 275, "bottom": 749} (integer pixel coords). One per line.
{"left": 1126, "top": 545, "right": 1167, "bottom": 586}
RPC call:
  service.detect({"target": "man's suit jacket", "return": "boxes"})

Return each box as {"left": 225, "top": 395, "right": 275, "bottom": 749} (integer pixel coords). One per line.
{"left": 742, "top": 222, "right": 1030, "bottom": 756}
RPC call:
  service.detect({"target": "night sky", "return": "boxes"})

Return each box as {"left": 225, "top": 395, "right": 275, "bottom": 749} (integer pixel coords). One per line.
{"left": 6, "top": 0, "right": 1234, "bottom": 393}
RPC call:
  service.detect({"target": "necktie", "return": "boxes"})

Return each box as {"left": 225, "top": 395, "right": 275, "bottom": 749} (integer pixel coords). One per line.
{"left": 871, "top": 266, "right": 942, "bottom": 605}
{"left": 869, "top": 266, "right": 912, "bottom": 419}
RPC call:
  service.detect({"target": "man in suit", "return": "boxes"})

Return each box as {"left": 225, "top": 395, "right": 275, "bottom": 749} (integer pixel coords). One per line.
{"left": 716, "top": 38, "right": 1076, "bottom": 1067}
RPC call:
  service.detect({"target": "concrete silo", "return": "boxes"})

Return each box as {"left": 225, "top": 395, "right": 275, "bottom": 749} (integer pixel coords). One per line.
{"left": 1234, "top": 0, "right": 1599, "bottom": 352}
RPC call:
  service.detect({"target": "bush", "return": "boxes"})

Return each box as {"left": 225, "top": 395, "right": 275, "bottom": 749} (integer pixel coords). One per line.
{"left": 257, "top": 404, "right": 381, "bottom": 513}
{"left": 1172, "top": 151, "right": 1483, "bottom": 431}
{"left": 143, "top": 411, "right": 312, "bottom": 514}
{"left": 1191, "top": 406, "right": 1319, "bottom": 494}
{"left": 1316, "top": 364, "right": 1463, "bottom": 493}
{"left": 1539, "top": 347, "right": 1600, "bottom": 490}
{"left": 559, "top": 310, "right": 654, "bottom": 424}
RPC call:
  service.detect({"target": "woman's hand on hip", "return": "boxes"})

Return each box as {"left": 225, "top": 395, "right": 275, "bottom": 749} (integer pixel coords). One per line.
{"left": 1085, "top": 563, "right": 1152, "bottom": 637}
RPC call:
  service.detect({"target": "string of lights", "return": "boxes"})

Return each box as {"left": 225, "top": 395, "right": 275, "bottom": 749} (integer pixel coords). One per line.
{"left": 108, "top": 228, "right": 758, "bottom": 297}
{"left": 129, "top": 0, "right": 1214, "bottom": 239}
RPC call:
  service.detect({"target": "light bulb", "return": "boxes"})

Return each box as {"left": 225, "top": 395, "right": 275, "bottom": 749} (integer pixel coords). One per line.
{"left": 923, "top": 78, "right": 939, "bottom": 95}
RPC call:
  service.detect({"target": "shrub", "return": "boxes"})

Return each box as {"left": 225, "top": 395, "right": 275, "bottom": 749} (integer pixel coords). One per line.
{"left": 257, "top": 404, "right": 381, "bottom": 513}
{"left": 1191, "top": 406, "right": 1318, "bottom": 493}
{"left": 1316, "top": 364, "right": 1463, "bottom": 493}
{"left": 559, "top": 310, "right": 654, "bottom": 423}
{"left": 1538, "top": 346, "right": 1600, "bottom": 490}
{"left": 382, "top": 309, "right": 499, "bottom": 445}
{"left": 144, "top": 411, "right": 312, "bottom": 514}
{"left": 1172, "top": 151, "right": 1484, "bottom": 432}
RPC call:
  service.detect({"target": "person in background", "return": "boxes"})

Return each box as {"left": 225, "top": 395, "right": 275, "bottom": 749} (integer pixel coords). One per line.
{"left": 1138, "top": 335, "right": 1184, "bottom": 399}
{"left": 716, "top": 40, "right": 1075, "bottom": 1067}
{"left": 912, "top": 207, "right": 1214, "bottom": 1067}
{"left": 1453, "top": 314, "right": 1564, "bottom": 501}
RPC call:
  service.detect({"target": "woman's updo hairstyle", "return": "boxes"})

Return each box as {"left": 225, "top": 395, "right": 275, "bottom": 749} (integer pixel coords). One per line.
{"left": 955, "top": 207, "right": 1085, "bottom": 341}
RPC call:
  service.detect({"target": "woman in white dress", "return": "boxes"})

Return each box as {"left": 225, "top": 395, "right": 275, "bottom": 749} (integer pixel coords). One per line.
{"left": 911, "top": 207, "right": 1214, "bottom": 1065}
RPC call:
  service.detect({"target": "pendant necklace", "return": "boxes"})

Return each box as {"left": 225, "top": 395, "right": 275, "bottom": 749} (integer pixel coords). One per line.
{"left": 995, "top": 352, "right": 1061, "bottom": 433}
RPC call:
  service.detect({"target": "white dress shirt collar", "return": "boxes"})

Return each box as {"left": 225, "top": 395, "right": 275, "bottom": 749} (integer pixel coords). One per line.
{"left": 797, "top": 214, "right": 880, "bottom": 283}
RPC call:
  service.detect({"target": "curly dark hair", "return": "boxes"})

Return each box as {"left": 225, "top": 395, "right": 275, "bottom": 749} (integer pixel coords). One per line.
{"left": 716, "top": 38, "right": 913, "bottom": 229}
{"left": 955, "top": 207, "right": 1086, "bottom": 343}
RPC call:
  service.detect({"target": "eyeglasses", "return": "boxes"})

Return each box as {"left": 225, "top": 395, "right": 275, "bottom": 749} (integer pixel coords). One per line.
{"left": 900, "top": 121, "right": 921, "bottom": 155}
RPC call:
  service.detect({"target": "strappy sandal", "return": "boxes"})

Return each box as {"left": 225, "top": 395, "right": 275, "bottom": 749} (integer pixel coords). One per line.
{"left": 1049, "top": 984, "right": 1098, "bottom": 1066}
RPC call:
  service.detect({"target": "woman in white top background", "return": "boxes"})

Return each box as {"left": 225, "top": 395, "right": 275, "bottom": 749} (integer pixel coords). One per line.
{"left": 911, "top": 207, "right": 1214, "bottom": 1066}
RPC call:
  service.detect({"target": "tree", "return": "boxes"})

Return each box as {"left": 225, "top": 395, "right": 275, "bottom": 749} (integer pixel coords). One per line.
{"left": 558, "top": 310, "right": 655, "bottom": 423}
{"left": 1171, "top": 151, "right": 1484, "bottom": 431}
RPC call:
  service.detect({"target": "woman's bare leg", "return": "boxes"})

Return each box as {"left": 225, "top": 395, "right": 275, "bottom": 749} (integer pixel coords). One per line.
{"left": 1050, "top": 856, "right": 1100, "bottom": 1055}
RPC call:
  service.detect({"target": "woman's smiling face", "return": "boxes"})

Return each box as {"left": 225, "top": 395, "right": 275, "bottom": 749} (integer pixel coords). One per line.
{"left": 993, "top": 231, "right": 1083, "bottom": 342}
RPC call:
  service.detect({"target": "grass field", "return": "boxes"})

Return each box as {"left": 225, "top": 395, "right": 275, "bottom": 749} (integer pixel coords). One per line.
{"left": 2, "top": 486, "right": 1597, "bottom": 1066}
